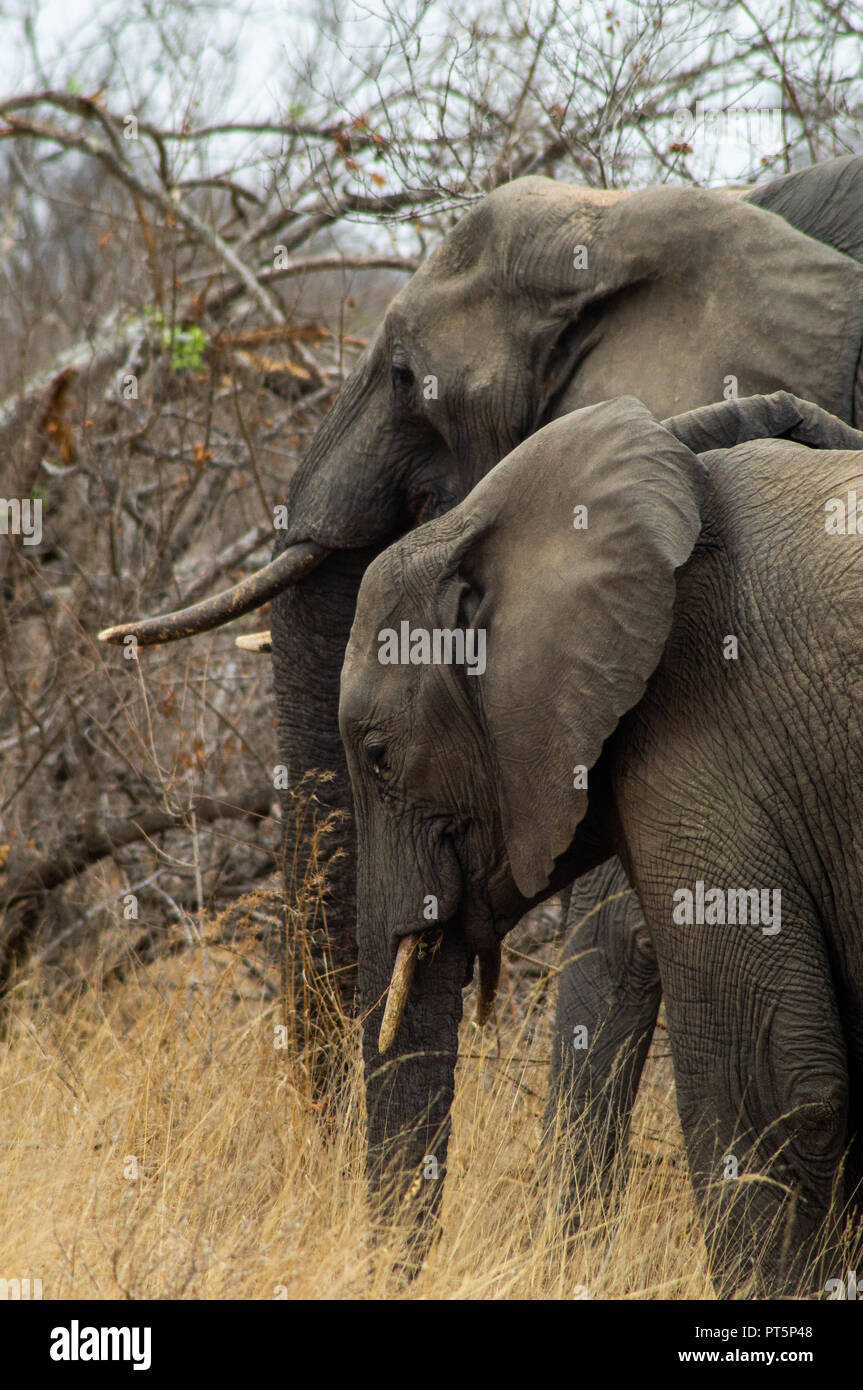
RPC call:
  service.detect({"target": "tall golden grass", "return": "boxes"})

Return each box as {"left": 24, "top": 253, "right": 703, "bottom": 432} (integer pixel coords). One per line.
{"left": 0, "top": 879, "right": 715, "bottom": 1301}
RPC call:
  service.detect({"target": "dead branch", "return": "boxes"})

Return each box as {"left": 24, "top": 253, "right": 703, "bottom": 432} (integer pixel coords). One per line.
{"left": 0, "top": 787, "right": 273, "bottom": 911}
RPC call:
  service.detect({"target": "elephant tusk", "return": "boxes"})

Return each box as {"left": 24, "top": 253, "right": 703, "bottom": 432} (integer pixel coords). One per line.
{"left": 476, "top": 945, "right": 501, "bottom": 1026}
{"left": 235, "top": 630, "right": 272, "bottom": 652}
{"left": 378, "top": 934, "right": 421, "bottom": 1054}
{"left": 97, "top": 540, "right": 328, "bottom": 647}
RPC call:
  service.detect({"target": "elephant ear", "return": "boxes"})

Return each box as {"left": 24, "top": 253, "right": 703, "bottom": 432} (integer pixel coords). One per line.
{"left": 743, "top": 155, "right": 863, "bottom": 267}
{"left": 500, "top": 178, "right": 863, "bottom": 425}
{"left": 454, "top": 396, "right": 704, "bottom": 899}
{"left": 664, "top": 391, "right": 863, "bottom": 454}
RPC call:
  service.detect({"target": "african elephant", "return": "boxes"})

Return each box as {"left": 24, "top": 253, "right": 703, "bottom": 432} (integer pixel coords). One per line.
{"left": 99, "top": 157, "right": 863, "bottom": 1138}
{"left": 339, "top": 390, "right": 863, "bottom": 1297}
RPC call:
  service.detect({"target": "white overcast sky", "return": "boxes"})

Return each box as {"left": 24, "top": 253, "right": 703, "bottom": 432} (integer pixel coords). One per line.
{"left": 1, "top": 0, "right": 315, "bottom": 115}
{"left": 0, "top": 0, "right": 859, "bottom": 187}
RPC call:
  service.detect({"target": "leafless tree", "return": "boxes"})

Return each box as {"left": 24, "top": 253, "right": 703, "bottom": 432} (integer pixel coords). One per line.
{"left": 0, "top": 0, "right": 859, "bottom": 1002}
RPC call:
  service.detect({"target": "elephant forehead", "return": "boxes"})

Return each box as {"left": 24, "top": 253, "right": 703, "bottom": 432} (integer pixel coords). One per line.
{"left": 340, "top": 622, "right": 424, "bottom": 734}
{"left": 346, "top": 550, "right": 413, "bottom": 664}
{"left": 342, "top": 540, "right": 456, "bottom": 708}
{"left": 392, "top": 268, "right": 514, "bottom": 346}
{"left": 357, "top": 541, "right": 405, "bottom": 608}
{"left": 344, "top": 592, "right": 397, "bottom": 667}
{"left": 360, "top": 531, "right": 455, "bottom": 609}
{"left": 420, "top": 178, "right": 629, "bottom": 288}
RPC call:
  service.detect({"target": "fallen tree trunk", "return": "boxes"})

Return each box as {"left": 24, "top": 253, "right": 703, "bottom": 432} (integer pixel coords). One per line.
{"left": 0, "top": 786, "right": 273, "bottom": 993}
{"left": 1, "top": 787, "right": 272, "bottom": 910}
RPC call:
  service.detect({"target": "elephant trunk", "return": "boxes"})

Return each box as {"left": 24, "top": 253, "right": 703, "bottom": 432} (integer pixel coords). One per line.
{"left": 270, "top": 547, "right": 379, "bottom": 1022}
{"left": 362, "top": 942, "right": 465, "bottom": 1270}
{"left": 358, "top": 861, "right": 467, "bottom": 1268}
{"left": 256, "top": 365, "right": 415, "bottom": 1024}
{"left": 264, "top": 362, "right": 456, "bottom": 1032}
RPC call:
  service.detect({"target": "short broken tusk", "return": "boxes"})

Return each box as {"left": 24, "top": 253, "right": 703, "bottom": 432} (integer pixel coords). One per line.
{"left": 476, "top": 945, "right": 501, "bottom": 1027}
{"left": 234, "top": 630, "right": 272, "bottom": 652}
{"left": 378, "top": 934, "right": 421, "bottom": 1054}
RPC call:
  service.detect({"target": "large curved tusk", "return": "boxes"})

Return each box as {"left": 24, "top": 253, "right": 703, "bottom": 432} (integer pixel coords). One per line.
{"left": 476, "top": 945, "right": 501, "bottom": 1026}
{"left": 235, "top": 630, "right": 272, "bottom": 653}
{"left": 378, "top": 934, "right": 421, "bottom": 1054}
{"left": 97, "top": 540, "right": 327, "bottom": 647}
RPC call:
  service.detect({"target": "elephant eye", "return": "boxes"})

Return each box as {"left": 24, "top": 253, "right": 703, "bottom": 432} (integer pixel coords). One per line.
{"left": 365, "top": 742, "right": 388, "bottom": 779}
{"left": 391, "top": 359, "right": 414, "bottom": 392}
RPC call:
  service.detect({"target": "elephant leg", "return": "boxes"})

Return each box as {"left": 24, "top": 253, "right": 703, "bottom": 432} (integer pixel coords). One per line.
{"left": 652, "top": 888, "right": 848, "bottom": 1298}
{"left": 828, "top": 1011, "right": 863, "bottom": 1266}
{"left": 544, "top": 857, "right": 662, "bottom": 1219}
{"left": 841, "top": 1088, "right": 863, "bottom": 1277}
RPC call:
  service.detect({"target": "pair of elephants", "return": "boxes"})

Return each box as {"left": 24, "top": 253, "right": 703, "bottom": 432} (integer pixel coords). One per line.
{"left": 101, "top": 155, "right": 863, "bottom": 1296}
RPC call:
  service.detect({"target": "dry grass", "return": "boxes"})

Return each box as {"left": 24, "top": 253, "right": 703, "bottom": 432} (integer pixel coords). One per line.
{"left": 0, "top": 891, "right": 714, "bottom": 1301}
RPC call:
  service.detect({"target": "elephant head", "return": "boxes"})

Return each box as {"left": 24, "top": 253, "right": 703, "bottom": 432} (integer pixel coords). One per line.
{"left": 338, "top": 394, "right": 704, "bottom": 1242}
{"left": 98, "top": 160, "right": 863, "bottom": 1010}
{"left": 101, "top": 162, "right": 863, "bottom": 647}
{"left": 339, "top": 390, "right": 863, "bottom": 1284}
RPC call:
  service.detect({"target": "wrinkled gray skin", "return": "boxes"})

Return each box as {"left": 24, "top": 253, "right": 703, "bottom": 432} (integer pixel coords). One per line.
{"left": 340, "top": 391, "right": 863, "bottom": 1297}
{"left": 546, "top": 859, "right": 662, "bottom": 1221}
{"left": 271, "top": 158, "right": 863, "bottom": 1143}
